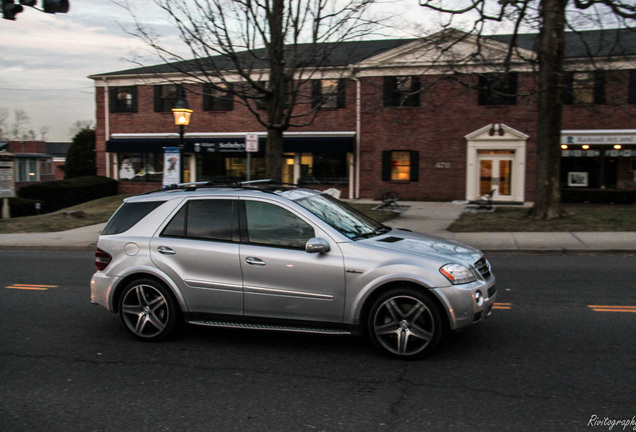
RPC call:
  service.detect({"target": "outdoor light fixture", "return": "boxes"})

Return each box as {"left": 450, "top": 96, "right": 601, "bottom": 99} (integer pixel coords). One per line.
{"left": 614, "top": 144, "right": 622, "bottom": 150}
{"left": 172, "top": 88, "right": 192, "bottom": 127}
{"left": 582, "top": 145, "right": 590, "bottom": 150}
{"left": 171, "top": 87, "right": 193, "bottom": 183}
{"left": 561, "top": 145, "right": 568, "bottom": 149}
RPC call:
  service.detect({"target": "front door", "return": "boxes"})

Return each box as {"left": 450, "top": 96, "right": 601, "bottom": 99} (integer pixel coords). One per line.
{"left": 478, "top": 152, "right": 514, "bottom": 200}
{"left": 239, "top": 199, "right": 346, "bottom": 323}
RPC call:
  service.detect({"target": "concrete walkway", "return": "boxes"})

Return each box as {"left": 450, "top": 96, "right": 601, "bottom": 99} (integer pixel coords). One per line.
{"left": 0, "top": 201, "right": 634, "bottom": 253}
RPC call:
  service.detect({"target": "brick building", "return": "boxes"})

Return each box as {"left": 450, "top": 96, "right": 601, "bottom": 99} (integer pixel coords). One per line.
{"left": 89, "top": 28, "right": 636, "bottom": 202}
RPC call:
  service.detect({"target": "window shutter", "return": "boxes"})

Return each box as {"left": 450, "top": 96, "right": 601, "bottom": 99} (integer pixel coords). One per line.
{"left": 381, "top": 151, "right": 392, "bottom": 181}
{"left": 383, "top": 77, "right": 395, "bottom": 107}
{"left": 311, "top": 80, "right": 321, "bottom": 108}
{"left": 130, "top": 86, "right": 138, "bottom": 113}
{"left": 478, "top": 75, "right": 488, "bottom": 106}
{"left": 337, "top": 80, "right": 346, "bottom": 108}
{"left": 410, "top": 151, "right": 419, "bottom": 182}
{"left": 562, "top": 72, "right": 574, "bottom": 105}
{"left": 108, "top": 87, "right": 117, "bottom": 113}
{"left": 153, "top": 85, "right": 162, "bottom": 112}
{"left": 408, "top": 76, "right": 421, "bottom": 107}
{"left": 629, "top": 70, "right": 636, "bottom": 104}
{"left": 594, "top": 70, "right": 606, "bottom": 104}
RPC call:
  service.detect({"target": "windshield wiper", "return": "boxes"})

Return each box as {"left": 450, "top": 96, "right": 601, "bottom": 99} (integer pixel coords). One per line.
{"left": 351, "top": 225, "right": 391, "bottom": 240}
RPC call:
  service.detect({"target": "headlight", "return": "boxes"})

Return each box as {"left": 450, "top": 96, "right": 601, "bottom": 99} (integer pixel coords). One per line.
{"left": 440, "top": 263, "right": 477, "bottom": 285}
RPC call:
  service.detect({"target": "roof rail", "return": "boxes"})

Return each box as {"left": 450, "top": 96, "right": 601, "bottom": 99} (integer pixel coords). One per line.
{"left": 146, "top": 179, "right": 300, "bottom": 194}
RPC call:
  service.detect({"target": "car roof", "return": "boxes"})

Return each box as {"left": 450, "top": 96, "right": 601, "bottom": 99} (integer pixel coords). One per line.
{"left": 124, "top": 182, "right": 322, "bottom": 203}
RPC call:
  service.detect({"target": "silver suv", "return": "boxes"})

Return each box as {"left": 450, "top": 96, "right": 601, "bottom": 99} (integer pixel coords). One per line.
{"left": 91, "top": 182, "right": 496, "bottom": 359}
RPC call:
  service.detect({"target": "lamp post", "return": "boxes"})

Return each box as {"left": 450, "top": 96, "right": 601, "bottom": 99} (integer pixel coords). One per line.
{"left": 172, "top": 87, "right": 193, "bottom": 183}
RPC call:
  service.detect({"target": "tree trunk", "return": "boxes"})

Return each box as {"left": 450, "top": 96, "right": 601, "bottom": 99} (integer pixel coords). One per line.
{"left": 265, "top": 128, "right": 284, "bottom": 182}
{"left": 264, "top": 0, "right": 286, "bottom": 182}
{"left": 529, "top": 0, "right": 568, "bottom": 219}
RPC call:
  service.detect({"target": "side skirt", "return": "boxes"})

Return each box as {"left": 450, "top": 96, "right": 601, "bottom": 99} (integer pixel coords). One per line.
{"left": 188, "top": 320, "right": 353, "bottom": 335}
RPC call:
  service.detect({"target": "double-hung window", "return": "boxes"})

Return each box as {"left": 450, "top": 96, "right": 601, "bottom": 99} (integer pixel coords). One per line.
{"left": 478, "top": 73, "right": 518, "bottom": 105}
{"left": 383, "top": 76, "right": 420, "bottom": 107}
{"left": 203, "top": 83, "right": 234, "bottom": 111}
{"left": 563, "top": 71, "right": 605, "bottom": 105}
{"left": 109, "top": 86, "right": 137, "bottom": 113}
{"left": 154, "top": 84, "right": 181, "bottom": 112}
{"left": 382, "top": 151, "right": 419, "bottom": 182}
{"left": 311, "top": 79, "right": 346, "bottom": 109}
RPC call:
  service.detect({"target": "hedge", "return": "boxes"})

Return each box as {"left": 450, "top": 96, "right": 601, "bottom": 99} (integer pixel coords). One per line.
{"left": 562, "top": 188, "right": 636, "bottom": 204}
{"left": 17, "top": 176, "right": 119, "bottom": 213}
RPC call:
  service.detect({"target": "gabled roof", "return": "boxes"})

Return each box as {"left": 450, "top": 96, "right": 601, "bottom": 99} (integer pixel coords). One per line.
{"left": 489, "top": 28, "right": 636, "bottom": 59}
{"left": 89, "top": 28, "right": 636, "bottom": 80}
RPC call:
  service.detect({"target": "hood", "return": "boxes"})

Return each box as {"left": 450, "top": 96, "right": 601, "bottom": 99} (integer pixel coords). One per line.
{"left": 365, "top": 228, "right": 483, "bottom": 264}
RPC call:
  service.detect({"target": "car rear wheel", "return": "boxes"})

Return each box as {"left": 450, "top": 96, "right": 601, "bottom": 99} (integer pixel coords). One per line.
{"left": 367, "top": 287, "right": 443, "bottom": 359}
{"left": 118, "top": 279, "right": 178, "bottom": 341}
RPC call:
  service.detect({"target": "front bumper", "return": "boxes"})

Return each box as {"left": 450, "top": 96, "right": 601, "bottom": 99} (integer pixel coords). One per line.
{"left": 433, "top": 277, "right": 497, "bottom": 330}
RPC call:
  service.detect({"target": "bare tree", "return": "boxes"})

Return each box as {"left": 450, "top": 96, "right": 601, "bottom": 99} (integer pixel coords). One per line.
{"left": 117, "top": 0, "right": 387, "bottom": 181}
{"left": 419, "top": 0, "right": 636, "bottom": 219}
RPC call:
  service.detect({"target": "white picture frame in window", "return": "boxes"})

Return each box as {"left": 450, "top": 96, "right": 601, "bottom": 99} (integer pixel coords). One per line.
{"left": 568, "top": 172, "right": 588, "bottom": 187}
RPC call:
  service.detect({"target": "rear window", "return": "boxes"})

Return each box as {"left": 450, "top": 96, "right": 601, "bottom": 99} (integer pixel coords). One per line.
{"left": 102, "top": 201, "right": 165, "bottom": 235}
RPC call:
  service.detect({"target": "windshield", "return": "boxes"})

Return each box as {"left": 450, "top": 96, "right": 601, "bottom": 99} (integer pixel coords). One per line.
{"left": 291, "top": 192, "right": 389, "bottom": 240}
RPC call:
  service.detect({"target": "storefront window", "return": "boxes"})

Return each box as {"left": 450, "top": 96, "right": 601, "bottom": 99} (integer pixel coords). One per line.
{"left": 298, "top": 153, "right": 348, "bottom": 185}
{"left": 197, "top": 153, "right": 265, "bottom": 182}
{"left": 118, "top": 153, "right": 163, "bottom": 182}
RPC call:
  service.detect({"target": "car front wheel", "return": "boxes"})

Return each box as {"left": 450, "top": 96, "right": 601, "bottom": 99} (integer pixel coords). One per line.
{"left": 118, "top": 279, "right": 178, "bottom": 341}
{"left": 367, "top": 287, "right": 443, "bottom": 359}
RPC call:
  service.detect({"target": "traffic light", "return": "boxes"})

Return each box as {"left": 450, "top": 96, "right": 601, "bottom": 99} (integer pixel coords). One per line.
{"left": 42, "top": 0, "right": 68, "bottom": 13}
{"left": 2, "top": 1, "right": 24, "bottom": 20}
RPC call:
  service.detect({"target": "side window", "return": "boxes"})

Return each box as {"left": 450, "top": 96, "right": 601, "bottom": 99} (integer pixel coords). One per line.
{"left": 244, "top": 201, "right": 314, "bottom": 249}
{"left": 102, "top": 201, "right": 165, "bottom": 235}
{"left": 162, "top": 199, "right": 236, "bottom": 242}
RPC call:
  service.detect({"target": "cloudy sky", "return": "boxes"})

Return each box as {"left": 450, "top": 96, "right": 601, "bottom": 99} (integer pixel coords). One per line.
{"left": 0, "top": 0, "right": 490, "bottom": 142}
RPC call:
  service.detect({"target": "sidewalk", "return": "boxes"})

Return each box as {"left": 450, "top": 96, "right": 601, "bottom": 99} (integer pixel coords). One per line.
{"left": 0, "top": 202, "right": 634, "bottom": 253}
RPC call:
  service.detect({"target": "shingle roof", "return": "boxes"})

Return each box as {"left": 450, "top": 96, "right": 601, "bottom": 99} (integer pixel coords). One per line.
{"left": 90, "top": 28, "right": 635, "bottom": 79}
{"left": 488, "top": 28, "right": 636, "bottom": 58}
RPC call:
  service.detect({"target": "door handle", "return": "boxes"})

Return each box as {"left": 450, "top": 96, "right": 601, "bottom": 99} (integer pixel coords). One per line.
{"left": 245, "top": 257, "right": 266, "bottom": 266}
{"left": 157, "top": 246, "right": 176, "bottom": 255}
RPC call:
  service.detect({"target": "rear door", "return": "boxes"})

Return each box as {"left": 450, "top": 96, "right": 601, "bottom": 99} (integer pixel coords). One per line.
{"left": 150, "top": 198, "right": 243, "bottom": 315}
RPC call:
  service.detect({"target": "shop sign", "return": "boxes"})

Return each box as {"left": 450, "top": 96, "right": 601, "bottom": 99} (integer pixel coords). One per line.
{"left": 563, "top": 134, "right": 636, "bottom": 145}
{"left": 193, "top": 141, "right": 245, "bottom": 153}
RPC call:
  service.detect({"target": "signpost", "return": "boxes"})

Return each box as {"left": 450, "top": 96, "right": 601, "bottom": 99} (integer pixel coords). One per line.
{"left": 245, "top": 134, "right": 259, "bottom": 181}
{"left": 0, "top": 152, "right": 15, "bottom": 219}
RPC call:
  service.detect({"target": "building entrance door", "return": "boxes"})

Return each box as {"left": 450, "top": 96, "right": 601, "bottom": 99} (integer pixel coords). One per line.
{"left": 478, "top": 151, "right": 514, "bottom": 200}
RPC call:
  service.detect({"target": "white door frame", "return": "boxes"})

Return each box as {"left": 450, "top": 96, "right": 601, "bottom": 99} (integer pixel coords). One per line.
{"left": 465, "top": 124, "right": 528, "bottom": 203}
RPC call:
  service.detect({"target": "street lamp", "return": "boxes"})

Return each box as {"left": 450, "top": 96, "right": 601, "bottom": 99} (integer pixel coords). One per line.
{"left": 172, "top": 87, "right": 193, "bottom": 183}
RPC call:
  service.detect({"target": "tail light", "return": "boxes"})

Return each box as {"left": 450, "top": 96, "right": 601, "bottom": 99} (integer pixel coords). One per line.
{"left": 95, "top": 248, "right": 112, "bottom": 271}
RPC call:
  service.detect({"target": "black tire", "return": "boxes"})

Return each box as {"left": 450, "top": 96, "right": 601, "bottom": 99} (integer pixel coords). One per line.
{"left": 367, "top": 286, "right": 443, "bottom": 359}
{"left": 118, "top": 278, "right": 178, "bottom": 341}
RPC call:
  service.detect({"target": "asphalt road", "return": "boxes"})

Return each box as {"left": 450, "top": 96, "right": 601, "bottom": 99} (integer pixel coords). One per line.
{"left": 1, "top": 251, "right": 634, "bottom": 432}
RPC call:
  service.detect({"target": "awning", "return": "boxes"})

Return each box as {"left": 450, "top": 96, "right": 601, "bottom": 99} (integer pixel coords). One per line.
{"left": 106, "top": 135, "right": 354, "bottom": 154}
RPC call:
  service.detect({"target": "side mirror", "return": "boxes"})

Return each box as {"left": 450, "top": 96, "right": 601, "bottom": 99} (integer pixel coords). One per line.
{"left": 305, "top": 238, "right": 330, "bottom": 254}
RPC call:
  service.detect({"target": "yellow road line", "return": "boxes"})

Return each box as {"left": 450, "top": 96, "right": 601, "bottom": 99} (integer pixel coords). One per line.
{"left": 588, "top": 305, "right": 636, "bottom": 313}
{"left": 493, "top": 302, "right": 511, "bottom": 310}
{"left": 5, "top": 284, "right": 58, "bottom": 291}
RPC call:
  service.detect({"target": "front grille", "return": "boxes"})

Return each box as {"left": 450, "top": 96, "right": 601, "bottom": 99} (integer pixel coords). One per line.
{"left": 475, "top": 257, "right": 492, "bottom": 280}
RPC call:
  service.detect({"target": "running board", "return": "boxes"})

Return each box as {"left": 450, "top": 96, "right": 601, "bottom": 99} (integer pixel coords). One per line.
{"left": 189, "top": 320, "right": 352, "bottom": 335}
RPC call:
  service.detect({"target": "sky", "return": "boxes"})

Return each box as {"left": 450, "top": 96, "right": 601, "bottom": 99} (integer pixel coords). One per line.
{"left": 0, "top": 0, "right": 510, "bottom": 143}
